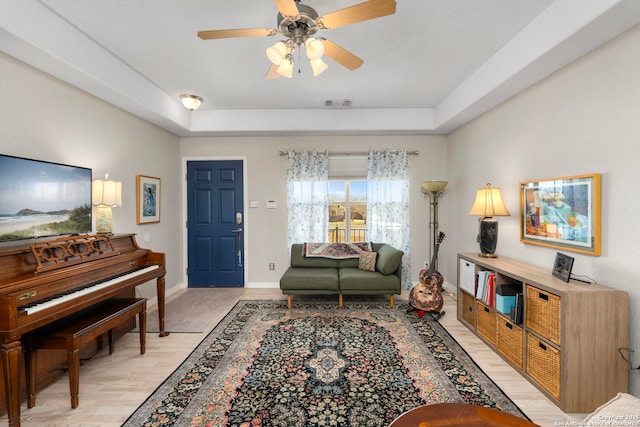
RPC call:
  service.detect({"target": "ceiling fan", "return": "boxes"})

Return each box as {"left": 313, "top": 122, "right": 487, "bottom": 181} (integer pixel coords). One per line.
{"left": 197, "top": 0, "right": 397, "bottom": 79}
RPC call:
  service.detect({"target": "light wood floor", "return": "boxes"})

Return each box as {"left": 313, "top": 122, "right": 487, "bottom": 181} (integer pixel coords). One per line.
{"left": 1, "top": 288, "right": 586, "bottom": 427}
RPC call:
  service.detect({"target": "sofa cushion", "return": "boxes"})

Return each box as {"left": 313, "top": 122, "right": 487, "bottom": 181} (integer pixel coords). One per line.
{"left": 583, "top": 393, "right": 640, "bottom": 423}
{"left": 376, "top": 244, "right": 404, "bottom": 275}
{"left": 279, "top": 267, "right": 340, "bottom": 291}
{"left": 337, "top": 258, "right": 360, "bottom": 269}
{"left": 339, "top": 268, "right": 401, "bottom": 293}
{"left": 358, "top": 251, "right": 377, "bottom": 272}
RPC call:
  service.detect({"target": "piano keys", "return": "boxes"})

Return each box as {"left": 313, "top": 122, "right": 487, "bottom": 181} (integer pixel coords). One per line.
{"left": 22, "top": 265, "right": 160, "bottom": 315}
{"left": 0, "top": 233, "right": 167, "bottom": 427}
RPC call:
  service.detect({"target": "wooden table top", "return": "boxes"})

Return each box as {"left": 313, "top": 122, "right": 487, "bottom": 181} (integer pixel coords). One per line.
{"left": 389, "top": 403, "right": 539, "bottom": 427}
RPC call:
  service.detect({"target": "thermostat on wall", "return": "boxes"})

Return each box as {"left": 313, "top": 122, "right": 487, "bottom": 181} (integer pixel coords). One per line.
{"left": 266, "top": 200, "right": 277, "bottom": 209}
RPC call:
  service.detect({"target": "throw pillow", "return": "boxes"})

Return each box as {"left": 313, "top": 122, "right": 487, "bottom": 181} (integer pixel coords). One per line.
{"left": 359, "top": 251, "right": 377, "bottom": 272}
{"left": 376, "top": 244, "right": 404, "bottom": 275}
{"left": 583, "top": 393, "right": 640, "bottom": 423}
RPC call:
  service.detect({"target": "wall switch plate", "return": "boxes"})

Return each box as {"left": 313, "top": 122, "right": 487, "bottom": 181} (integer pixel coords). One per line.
{"left": 250, "top": 200, "right": 258, "bottom": 208}
{"left": 266, "top": 200, "right": 277, "bottom": 209}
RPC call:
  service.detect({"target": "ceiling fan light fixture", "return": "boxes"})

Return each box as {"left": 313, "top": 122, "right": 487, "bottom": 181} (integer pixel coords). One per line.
{"left": 266, "top": 41, "right": 288, "bottom": 65}
{"left": 305, "top": 37, "right": 324, "bottom": 60}
{"left": 277, "top": 56, "right": 294, "bottom": 78}
{"left": 310, "top": 57, "right": 328, "bottom": 76}
{"left": 180, "top": 94, "right": 203, "bottom": 110}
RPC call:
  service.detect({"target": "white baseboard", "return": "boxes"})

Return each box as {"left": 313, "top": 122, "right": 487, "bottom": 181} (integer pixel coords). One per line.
{"left": 442, "top": 280, "right": 456, "bottom": 299}
{"left": 143, "top": 282, "right": 186, "bottom": 310}
{"left": 245, "top": 282, "right": 279, "bottom": 288}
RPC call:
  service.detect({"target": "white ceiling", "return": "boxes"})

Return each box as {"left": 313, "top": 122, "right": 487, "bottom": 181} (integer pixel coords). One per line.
{"left": 2, "top": 0, "right": 640, "bottom": 136}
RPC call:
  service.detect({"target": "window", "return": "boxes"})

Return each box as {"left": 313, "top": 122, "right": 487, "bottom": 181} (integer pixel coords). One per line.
{"left": 328, "top": 180, "right": 367, "bottom": 242}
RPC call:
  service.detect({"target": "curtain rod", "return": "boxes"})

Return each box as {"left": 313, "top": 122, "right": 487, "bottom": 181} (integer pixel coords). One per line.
{"left": 279, "top": 150, "right": 419, "bottom": 156}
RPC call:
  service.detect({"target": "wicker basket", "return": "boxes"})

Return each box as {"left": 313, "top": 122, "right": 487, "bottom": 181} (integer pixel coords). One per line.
{"left": 496, "top": 315, "right": 523, "bottom": 369}
{"left": 462, "top": 292, "right": 475, "bottom": 327}
{"left": 475, "top": 301, "right": 495, "bottom": 345}
{"left": 525, "top": 285, "right": 561, "bottom": 345}
{"left": 526, "top": 333, "right": 561, "bottom": 400}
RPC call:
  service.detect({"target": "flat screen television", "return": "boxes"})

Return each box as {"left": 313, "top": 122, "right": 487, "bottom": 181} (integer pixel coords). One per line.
{"left": 0, "top": 154, "right": 92, "bottom": 243}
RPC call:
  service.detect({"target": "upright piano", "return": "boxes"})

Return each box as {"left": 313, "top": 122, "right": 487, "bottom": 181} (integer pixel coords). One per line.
{"left": 0, "top": 233, "right": 167, "bottom": 427}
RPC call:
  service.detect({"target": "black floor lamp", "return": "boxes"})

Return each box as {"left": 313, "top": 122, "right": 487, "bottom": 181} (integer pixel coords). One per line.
{"left": 421, "top": 180, "right": 447, "bottom": 271}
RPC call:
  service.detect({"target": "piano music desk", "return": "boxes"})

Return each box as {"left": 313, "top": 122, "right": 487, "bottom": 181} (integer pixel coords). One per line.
{"left": 23, "top": 298, "right": 147, "bottom": 409}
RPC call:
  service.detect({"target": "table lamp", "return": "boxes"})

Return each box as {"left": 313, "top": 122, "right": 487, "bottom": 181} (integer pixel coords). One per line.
{"left": 468, "top": 183, "right": 509, "bottom": 257}
{"left": 92, "top": 174, "right": 122, "bottom": 234}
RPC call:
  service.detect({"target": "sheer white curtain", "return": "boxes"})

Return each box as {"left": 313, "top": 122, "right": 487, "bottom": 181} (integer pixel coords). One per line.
{"left": 366, "top": 149, "right": 411, "bottom": 288}
{"left": 286, "top": 150, "right": 329, "bottom": 247}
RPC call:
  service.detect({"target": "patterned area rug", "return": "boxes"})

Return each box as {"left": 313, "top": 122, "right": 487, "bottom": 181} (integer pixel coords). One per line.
{"left": 124, "top": 301, "right": 527, "bottom": 427}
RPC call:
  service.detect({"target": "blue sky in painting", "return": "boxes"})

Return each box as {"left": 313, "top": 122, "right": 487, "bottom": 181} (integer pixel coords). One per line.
{"left": 0, "top": 156, "right": 91, "bottom": 215}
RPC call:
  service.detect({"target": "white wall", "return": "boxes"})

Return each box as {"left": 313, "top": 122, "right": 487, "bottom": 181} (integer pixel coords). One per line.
{"left": 447, "top": 24, "right": 640, "bottom": 394}
{"left": 4, "top": 19, "right": 639, "bottom": 395}
{"left": 0, "top": 52, "right": 183, "bottom": 301}
{"left": 180, "top": 135, "right": 448, "bottom": 287}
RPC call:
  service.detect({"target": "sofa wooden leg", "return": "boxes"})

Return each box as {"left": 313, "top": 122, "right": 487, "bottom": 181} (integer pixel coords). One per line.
{"left": 389, "top": 294, "right": 395, "bottom": 308}
{"left": 339, "top": 294, "right": 343, "bottom": 308}
{"left": 287, "top": 295, "right": 292, "bottom": 308}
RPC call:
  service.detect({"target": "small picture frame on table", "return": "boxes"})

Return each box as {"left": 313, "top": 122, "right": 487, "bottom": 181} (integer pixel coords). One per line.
{"left": 552, "top": 252, "right": 574, "bottom": 282}
{"left": 136, "top": 175, "right": 160, "bottom": 224}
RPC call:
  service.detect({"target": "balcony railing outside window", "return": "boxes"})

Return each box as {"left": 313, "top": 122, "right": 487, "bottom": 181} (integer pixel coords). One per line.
{"left": 329, "top": 226, "right": 367, "bottom": 243}
{"left": 328, "top": 180, "right": 367, "bottom": 243}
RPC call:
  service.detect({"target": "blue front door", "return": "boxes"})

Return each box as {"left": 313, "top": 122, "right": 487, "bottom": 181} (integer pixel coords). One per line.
{"left": 187, "top": 160, "right": 244, "bottom": 287}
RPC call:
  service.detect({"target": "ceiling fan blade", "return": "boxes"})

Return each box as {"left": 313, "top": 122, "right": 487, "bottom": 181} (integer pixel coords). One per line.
{"left": 198, "top": 28, "right": 275, "bottom": 40}
{"left": 273, "top": 0, "right": 299, "bottom": 19}
{"left": 322, "top": 40, "right": 364, "bottom": 71}
{"left": 318, "top": 0, "right": 397, "bottom": 29}
{"left": 266, "top": 64, "right": 282, "bottom": 79}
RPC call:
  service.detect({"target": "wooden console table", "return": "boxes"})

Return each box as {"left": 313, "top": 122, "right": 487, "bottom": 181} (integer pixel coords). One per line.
{"left": 457, "top": 253, "right": 628, "bottom": 413}
{"left": 389, "top": 403, "right": 538, "bottom": 426}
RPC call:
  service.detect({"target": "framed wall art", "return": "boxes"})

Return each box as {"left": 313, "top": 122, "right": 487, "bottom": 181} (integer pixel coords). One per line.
{"left": 520, "top": 174, "right": 600, "bottom": 255}
{"left": 136, "top": 175, "right": 160, "bottom": 224}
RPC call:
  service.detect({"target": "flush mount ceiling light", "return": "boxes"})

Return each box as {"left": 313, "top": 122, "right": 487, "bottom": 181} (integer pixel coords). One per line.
{"left": 180, "top": 94, "right": 203, "bottom": 110}
{"left": 197, "top": 0, "right": 396, "bottom": 79}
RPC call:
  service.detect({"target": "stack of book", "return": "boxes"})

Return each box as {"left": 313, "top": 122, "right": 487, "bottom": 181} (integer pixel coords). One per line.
{"left": 475, "top": 270, "right": 496, "bottom": 306}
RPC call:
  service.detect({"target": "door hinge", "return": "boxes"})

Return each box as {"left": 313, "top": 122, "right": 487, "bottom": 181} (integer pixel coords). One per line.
{"left": 185, "top": 220, "right": 188, "bottom": 228}
{"left": 186, "top": 268, "right": 188, "bottom": 276}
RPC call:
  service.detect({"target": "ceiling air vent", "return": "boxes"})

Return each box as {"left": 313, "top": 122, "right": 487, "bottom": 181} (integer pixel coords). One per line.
{"left": 325, "top": 99, "right": 352, "bottom": 108}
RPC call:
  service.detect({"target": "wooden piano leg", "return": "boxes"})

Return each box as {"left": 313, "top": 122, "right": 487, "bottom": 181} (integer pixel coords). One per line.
{"left": 139, "top": 309, "right": 146, "bottom": 354}
{"left": 67, "top": 349, "right": 80, "bottom": 409}
{"left": 156, "top": 276, "right": 169, "bottom": 337}
{"left": 23, "top": 337, "right": 36, "bottom": 409}
{"left": 1, "top": 340, "right": 23, "bottom": 427}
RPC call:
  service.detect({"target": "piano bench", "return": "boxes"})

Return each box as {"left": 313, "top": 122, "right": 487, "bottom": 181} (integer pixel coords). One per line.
{"left": 23, "top": 297, "right": 147, "bottom": 409}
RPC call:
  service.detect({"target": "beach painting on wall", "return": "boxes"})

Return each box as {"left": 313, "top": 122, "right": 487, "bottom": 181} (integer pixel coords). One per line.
{"left": 0, "top": 154, "right": 92, "bottom": 242}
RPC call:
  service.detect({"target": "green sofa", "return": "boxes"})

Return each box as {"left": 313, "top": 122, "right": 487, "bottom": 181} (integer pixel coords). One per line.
{"left": 280, "top": 243, "right": 403, "bottom": 308}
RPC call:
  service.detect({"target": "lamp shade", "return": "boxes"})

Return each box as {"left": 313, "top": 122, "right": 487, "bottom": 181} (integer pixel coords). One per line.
{"left": 180, "top": 94, "right": 203, "bottom": 111}
{"left": 421, "top": 180, "right": 448, "bottom": 193}
{"left": 266, "top": 41, "right": 288, "bottom": 65}
{"left": 469, "top": 183, "right": 510, "bottom": 217}
{"left": 277, "top": 57, "right": 294, "bottom": 78}
{"left": 305, "top": 38, "right": 325, "bottom": 60}
{"left": 92, "top": 178, "right": 122, "bottom": 207}
{"left": 309, "top": 58, "right": 328, "bottom": 76}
